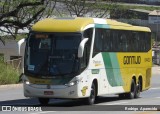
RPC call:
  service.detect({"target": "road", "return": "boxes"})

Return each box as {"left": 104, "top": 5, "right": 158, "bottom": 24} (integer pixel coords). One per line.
{"left": 0, "top": 67, "right": 160, "bottom": 114}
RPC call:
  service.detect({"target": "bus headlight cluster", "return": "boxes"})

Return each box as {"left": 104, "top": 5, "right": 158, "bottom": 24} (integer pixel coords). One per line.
{"left": 22, "top": 75, "right": 30, "bottom": 84}
{"left": 67, "top": 81, "right": 79, "bottom": 86}
{"left": 65, "top": 77, "right": 83, "bottom": 87}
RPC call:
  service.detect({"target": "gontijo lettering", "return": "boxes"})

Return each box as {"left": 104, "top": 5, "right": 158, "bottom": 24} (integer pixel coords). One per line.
{"left": 123, "top": 56, "right": 141, "bottom": 65}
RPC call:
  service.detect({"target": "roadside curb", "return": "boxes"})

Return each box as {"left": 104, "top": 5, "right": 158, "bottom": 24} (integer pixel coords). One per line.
{"left": 0, "top": 83, "right": 23, "bottom": 89}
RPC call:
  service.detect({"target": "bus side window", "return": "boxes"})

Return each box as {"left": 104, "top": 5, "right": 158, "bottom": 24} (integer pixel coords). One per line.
{"left": 112, "top": 30, "right": 118, "bottom": 52}
{"left": 103, "top": 30, "right": 111, "bottom": 52}
{"left": 93, "top": 29, "right": 103, "bottom": 57}
{"left": 133, "top": 32, "right": 140, "bottom": 51}
{"left": 145, "top": 33, "right": 151, "bottom": 51}
{"left": 130, "top": 32, "right": 136, "bottom": 52}
{"left": 81, "top": 28, "right": 93, "bottom": 69}
{"left": 122, "top": 33, "right": 127, "bottom": 52}
{"left": 95, "top": 29, "right": 103, "bottom": 51}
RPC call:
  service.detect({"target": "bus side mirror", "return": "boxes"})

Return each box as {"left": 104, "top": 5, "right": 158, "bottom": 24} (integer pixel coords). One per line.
{"left": 18, "top": 38, "right": 26, "bottom": 55}
{"left": 78, "top": 38, "right": 88, "bottom": 58}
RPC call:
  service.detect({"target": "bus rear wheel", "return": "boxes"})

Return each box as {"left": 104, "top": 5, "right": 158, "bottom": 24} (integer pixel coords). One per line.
{"left": 86, "top": 83, "right": 96, "bottom": 105}
{"left": 135, "top": 80, "right": 141, "bottom": 98}
{"left": 127, "top": 79, "right": 136, "bottom": 99}
{"left": 38, "top": 98, "right": 50, "bottom": 105}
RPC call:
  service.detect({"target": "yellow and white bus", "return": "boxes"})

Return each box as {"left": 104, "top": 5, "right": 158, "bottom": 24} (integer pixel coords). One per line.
{"left": 23, "top": 17, "right": 152, "bottom": 105}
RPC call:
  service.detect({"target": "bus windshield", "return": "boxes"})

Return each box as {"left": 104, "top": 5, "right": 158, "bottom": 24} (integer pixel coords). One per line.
{"left": 25, "top": 32, "right": 81, "bottom": 77}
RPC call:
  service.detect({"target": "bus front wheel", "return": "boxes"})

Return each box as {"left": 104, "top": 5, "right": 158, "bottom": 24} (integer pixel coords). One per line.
{"left": 38, "top": 98, "right": 50, "bottom": 105}
{"left": 86, "top": 83, "right": 96, "bottom": 105}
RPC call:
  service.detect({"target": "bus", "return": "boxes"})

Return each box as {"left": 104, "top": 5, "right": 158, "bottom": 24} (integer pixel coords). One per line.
{"left": 23, "top": 17, "right": 152, "bottom": 105}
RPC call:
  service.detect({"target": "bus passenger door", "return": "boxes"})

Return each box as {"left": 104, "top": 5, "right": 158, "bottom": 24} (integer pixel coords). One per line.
{"left": 91, "top": 54, "right": 109, "bottom": 95}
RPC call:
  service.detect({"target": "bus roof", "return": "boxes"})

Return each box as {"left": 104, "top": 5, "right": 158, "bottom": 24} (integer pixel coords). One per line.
{"left": 32, "top": 17, "right": 151, "bottom": 32}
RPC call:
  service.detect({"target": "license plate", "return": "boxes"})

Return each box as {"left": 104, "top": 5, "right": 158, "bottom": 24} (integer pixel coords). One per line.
{"left": 44, "top": 91, "right": 54, "bottom": 95}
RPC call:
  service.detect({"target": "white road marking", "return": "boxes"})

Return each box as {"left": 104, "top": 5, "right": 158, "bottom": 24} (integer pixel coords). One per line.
{"left": 101, "top": 102, "right": 128, "bottom": 105}
{"left": 155, "top": 97, "right": 160, "bottom": 99}
{"left": 150, "top": 87, "right": 160, "bottom": 90}
{"left": 30, "top": 111, "right": 56, "bottom": 114}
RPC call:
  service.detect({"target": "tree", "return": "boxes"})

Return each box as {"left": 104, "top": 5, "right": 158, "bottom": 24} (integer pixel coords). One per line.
{"left": 56, "top": 0, "right": 117, "bottom": 18}
{"left": 0, "top": 0, "right": 56, "bottom": 40}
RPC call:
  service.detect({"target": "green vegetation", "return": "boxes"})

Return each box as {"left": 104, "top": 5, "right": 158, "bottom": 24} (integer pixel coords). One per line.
{"left": 118, "top": 4, "right": 160, "bottom": 11}
{"left": 0, "top": 61, "right": 20, "bottom": 85}
{"left": 86, "top": 3, "right": 160, "bottom": 19}
{"left": 1, "top": 34, "right": 27, "bottom": 43}
{"left": 15, "top": 34, "right": 27, "bottom": 41}
{"left": 99, "top": 3, "right": 160, "bottom": 11}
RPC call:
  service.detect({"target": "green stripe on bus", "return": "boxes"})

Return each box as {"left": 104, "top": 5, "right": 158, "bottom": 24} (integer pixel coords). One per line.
{"left": 102, "top": 53, "right": 123, "bottom": 86}
{"left": 109, "top": 53, "right": 123, "bottom": 86}
{"left": 102, "top": 53, "right": 117, "bottom": 86}
{"left": 95, "top": 24, "right": 110, "bottom": 29}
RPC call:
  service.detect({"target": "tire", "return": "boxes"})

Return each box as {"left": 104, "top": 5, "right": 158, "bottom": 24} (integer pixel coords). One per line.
{"left": 38, "top": 98, "right": 50, "bottom": 105}
{"left": 86, "top": 83, "right": 96, "bottom": 105}
{"left": 126, "top": 79, "right": 136, "bottom": 99}
{"left": 135, "top": 81, "right": 141, "bottom": 98}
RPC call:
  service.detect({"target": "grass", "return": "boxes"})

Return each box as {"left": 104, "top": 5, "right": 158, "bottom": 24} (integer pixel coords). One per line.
{"left": 0, "top": 61, "right": 20, "bottom": 85}
{"left": 93, "top": 3, "right": 160, "bottom": 13}
{"left": 102, "top": 2, "right": 160, "bottom": 11}
{"left": 117, "top": 4, "right": 160, "bottom": 11}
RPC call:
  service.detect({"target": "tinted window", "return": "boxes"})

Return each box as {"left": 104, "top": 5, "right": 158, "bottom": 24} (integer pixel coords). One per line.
{"left": 93, "top": 28, "right": 151, "bottom": 57}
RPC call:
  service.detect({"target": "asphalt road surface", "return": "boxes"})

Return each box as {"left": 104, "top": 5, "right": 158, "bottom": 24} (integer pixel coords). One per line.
{"left": 0, "top": 67, "right": 160, "bottom": 114}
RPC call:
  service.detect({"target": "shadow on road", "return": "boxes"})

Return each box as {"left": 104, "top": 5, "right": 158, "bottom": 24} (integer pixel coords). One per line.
{"left": 0, "top": 96, "right": 129, "bottom": 107}
{"left": 0, "top": 98, "right": 38, "bottom": 106}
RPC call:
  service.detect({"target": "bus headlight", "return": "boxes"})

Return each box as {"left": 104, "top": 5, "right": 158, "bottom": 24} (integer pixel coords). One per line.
{"left": 22, "top": 75, "right": 30, "bottom": 84}
{"left": 67, "top": 81, "right": 79, "bottom": 86}
{"left": 65, "top": 77, "right": 82, "bottom": 87}
{"left": 25, "top": 81, "right": 30, "bottom": 85}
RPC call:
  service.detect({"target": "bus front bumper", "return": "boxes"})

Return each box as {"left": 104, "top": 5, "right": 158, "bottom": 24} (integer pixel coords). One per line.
{"left": 23, "top": 83, "right": 87, "bottom": 99}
